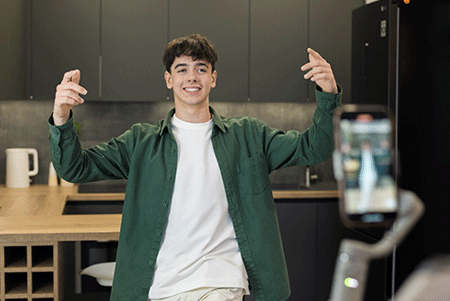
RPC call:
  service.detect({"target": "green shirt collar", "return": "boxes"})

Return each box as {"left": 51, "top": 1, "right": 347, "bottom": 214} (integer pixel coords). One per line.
{"left": 159, "top": 106, "right": 226, "bottom": 136}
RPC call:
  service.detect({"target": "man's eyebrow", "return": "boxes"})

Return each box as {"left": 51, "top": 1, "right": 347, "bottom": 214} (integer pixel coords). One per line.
{"left": 173, "top": 62, "right": 209, "bottom": 69}
{"left": 174, "top": 63, "right": 188, "bottom": 69}
{"left": 195, "top": 62, "right": 209, "bottom": 68}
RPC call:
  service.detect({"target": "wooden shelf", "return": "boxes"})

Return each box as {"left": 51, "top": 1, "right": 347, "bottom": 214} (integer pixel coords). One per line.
{"left": 0, "top": 243, "right": 60, "bottom": 301}
{"left": 4, "top": 246, "right": 27, "bottom": 269}
{"left": 32, "top": 246, "right": 53, "bottom": 269}
{"left": 32, "top": 272, "right": 54, "bottom": 295}
{"left": 3, "top": 259, "right": 27, "bottom": 269}
{"left": 4, "top": 272, "right": 27, "bottom": 296}
{"left": 31, "top": 264, "right": 54, "bottom": 273}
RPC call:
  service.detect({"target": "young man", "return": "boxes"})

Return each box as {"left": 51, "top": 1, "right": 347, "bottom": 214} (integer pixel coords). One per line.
{"left": 49, "top": 34, "right": 341, "bottom": 301}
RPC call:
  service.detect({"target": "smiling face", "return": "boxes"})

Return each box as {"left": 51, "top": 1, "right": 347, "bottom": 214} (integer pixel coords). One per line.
{"left": 164, "top": 55, "right": 217, "bottom": 110}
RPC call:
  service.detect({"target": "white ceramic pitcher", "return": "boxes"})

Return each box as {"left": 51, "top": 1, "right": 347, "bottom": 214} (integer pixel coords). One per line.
{"left": 5, "top": 148, "right": 39, "bottom": 188}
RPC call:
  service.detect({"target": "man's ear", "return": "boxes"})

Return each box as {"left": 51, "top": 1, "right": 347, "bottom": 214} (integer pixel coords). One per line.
{"left": 211, "top": 70, "right": 217, "bottom": 89}
{"left": 164, "top": 71, "right": 173, "bottom": 89}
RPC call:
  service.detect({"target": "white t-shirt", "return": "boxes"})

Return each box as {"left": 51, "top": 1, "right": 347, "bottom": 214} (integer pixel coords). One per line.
{"left": 148, "top": 115, "right": 249, "bottom": 299}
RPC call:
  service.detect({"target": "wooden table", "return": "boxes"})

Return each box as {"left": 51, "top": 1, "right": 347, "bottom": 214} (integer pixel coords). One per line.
{"left": 0, "top": 184, "right": 337, "bottom": 300}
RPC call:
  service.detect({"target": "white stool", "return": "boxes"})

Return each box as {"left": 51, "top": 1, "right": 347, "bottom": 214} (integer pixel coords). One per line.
{"left": 80, "top": 262, "right": 116, "bottom": 287}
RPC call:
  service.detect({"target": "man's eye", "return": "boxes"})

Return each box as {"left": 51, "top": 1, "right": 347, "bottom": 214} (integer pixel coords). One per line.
{"left": 198, "top": 69, "right": 206, "bottom": 73}
{"left": 177, "top": 69, "right": 187, "bottom": 73}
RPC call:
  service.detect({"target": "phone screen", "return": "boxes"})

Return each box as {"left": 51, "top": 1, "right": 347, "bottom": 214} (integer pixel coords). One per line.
{"left": 339, "top": 111, "right": 397, "bottom": 225}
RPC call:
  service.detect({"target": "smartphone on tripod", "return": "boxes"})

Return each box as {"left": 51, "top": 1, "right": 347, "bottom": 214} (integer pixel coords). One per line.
{"left": 333, "top": 105, "right": 398, "bottom": 228}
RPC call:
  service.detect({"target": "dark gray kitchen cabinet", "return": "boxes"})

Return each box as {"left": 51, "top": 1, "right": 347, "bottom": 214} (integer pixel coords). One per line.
{"left": 308, "top": 0, "right": 364, "bottom": 102}
{"left": 27, "top": 0, "right": 365, "bottom": 102}
{"left": 250, "top": 0, "right": 308, "bottom": 102}
{"left": 276, "top": 201, "right": 317, "bottom": 300}
{"left": 31, "top": 0, "right": 100, "bottom": 100}
{"left": 244, "top": 200, "right": 387, "bottom": 301}
{"left": 101, "top": 0, "right": 168, "bottom": 101}
{"left": 168, "top": 0, "right": 249, "bottom": 102}
{"left": 0, "top": 0, "right": 28, "bottom": 100}
{"left": 272, "top": 200, "right": 387, "bottom": 301}
{"left": 243, "top": 201, "right": 317, "bottom": 301}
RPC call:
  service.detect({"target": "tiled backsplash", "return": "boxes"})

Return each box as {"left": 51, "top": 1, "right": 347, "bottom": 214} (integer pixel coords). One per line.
{"left": 0, "top": 100, "right": 334, "bottom": 185}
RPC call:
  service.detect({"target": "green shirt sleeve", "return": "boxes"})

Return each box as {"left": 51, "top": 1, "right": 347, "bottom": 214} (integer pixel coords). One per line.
{"left": 260, "top": 85, "right": 342, "bottom": 172}
{"left": 48, "top": 111, "right": 134, "bottom": 183}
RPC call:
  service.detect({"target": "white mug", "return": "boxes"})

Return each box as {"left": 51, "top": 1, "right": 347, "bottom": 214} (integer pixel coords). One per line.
{"left": 5, "top": 148, "right": 39, "bottom": 188}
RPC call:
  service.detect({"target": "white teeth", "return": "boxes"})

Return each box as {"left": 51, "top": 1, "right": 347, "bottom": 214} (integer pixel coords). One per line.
{"left": 185, "top": 88, "right": 200, "bottom": 92}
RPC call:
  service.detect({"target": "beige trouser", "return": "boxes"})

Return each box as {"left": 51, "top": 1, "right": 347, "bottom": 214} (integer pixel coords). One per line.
{"left": 149, "top": 287, "right": 245, "bottom": 301}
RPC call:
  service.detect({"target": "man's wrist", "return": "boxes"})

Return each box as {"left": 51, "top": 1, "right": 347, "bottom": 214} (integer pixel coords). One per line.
{"left": 315, "top": 84, "right": 342, "bottom": 111}
{"left": 52, "top": 112, "right": 70, "bottom": 126}
{"left": 316, "top": 84, "right": 339, "bottom": 94}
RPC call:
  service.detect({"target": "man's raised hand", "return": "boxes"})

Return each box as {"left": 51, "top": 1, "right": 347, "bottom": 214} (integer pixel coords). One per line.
{"left": 53, "top": 69, "right": 88, "bottom": 125}
{"left": 301, "top": 48, "right": 338, "bottom": 94}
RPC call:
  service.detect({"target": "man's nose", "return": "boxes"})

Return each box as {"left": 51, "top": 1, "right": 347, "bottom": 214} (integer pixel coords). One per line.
{"left": 187, "top": 70, "right": 198, "bottom": 82}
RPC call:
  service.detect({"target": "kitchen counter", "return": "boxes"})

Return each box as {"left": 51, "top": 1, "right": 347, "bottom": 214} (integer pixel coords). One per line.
{"left": 0, "top": 184, "right": 339, "bottom": 300}
{"left": 0, "top": 184, "right": 338, "bottom": 243}
{"left": 0, "top": 185, "right": 122, "bottom": 243}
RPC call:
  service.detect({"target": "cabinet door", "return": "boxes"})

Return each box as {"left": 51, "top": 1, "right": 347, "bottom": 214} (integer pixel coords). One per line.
{"left": 0, "top": 0, "right": 28, "bottom": 100}
{"left": 31, "top": 0, "right": 100, "bottom": 100}
{"left": 276, "top": 202, "right": 317, "bottom": 300}
{"left": 169, "top": 0, "right": 249, "bottom": 102}
{"left": 101, "top": 0, "right": 168, "bottom": 101}
{"left": 308, "top": 0, "right": 364, "bottom": 102}
{"left": 250, "top": 0, "right": 308, "bottom": 102}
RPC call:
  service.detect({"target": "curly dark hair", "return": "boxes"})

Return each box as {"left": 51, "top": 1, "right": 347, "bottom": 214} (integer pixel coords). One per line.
{"left": 162, "top": 34, "right": 218, "bottom": 73}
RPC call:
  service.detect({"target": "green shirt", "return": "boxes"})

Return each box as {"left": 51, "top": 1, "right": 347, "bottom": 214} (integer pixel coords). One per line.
{"left": 49, "top": 88, "right": 341, "bottom": 301}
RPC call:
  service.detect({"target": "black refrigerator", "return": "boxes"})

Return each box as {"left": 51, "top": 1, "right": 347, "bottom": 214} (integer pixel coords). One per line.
{"left": 351, "top": 0, "right": 450, "bottom": 299}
